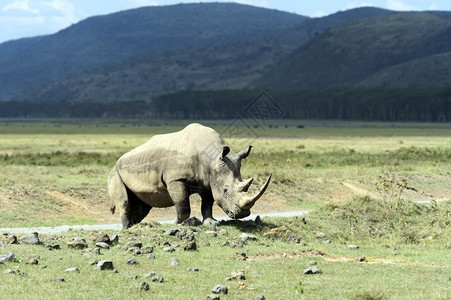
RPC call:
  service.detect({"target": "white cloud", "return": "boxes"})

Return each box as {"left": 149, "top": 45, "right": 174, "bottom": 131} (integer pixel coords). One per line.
{"left": 343, "top": 2, "right": 375, "bottom": 10}
{"left": 311, "top": 10, "right": 328, "bottom": 18}
{"left": 428, "top": 4, "right": 438, "bottom": 10}
{"left": 386, "top": 0, "right": 418, "bottom": 11}
{"left": 3, "top": 0, "right": 39, "bottom": 14}
{"left": 119, "top": 0, "right": 158, "bottom": 9}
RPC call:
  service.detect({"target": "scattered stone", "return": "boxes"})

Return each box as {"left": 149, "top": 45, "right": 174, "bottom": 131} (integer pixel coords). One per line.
{"left": 126, "top": 258, "right": 139, "bottom": 265}
{"left": 45, "top": 243, "right": 61, "bottom": 250}
{"left": 4, "top": 268, "right": 19, "bottom": 274}
{"left": 129, "top": 275, "right": 138, "bottom": 280}
{"left": 90, "top": 248, "right": 101, "bottom": 255}
{"left": 212, "top": 284, "right": 228, "bottom": 295}
{"left": 20, "top": 233, "right": 40, "bottom": 245}
{"left": 147, "top": 253, "right": 156, "bottom": 260}
{"left": 0, "top": 252, "right": 15, "bottom": 263}
{"left": 67, "top": 238, "right": 88, "bottom": 250}
{"left": 163, "top": 246, "right": 177, "bottom": 253}
{"left": 143, "top": 271, "right": 156, "bottom": 278}
{"left": 240, "top": 233, "right": 257, "bottom": 242}
{"left": 26, "top": 257, "right": 39, "bottom": 265}
{"left": 123, "top": 241, "right": 142, "bottom": 251}
{"left": 231, "top": 241, "right": 244, "bottom": 248}
{"left": 152, "top": 275, "right": 164, "bottom": 283}
{"left": 288, "top": 236, "right": 301, "bottom": 244}
{"left": 205, "top": 231, "right": 217, "bottom": 237}
{"left": 348, "top": 244, "right": 360, "bottom": 250}
{"left": 54, "top": 278, "right": 65, "bottom": 282}
{"left": 324, "top": 239, "right": 332, "bottom": 244}
{"left": 182, "top": 217, "right": 202, "bottom": 226}
{"left": 96, "top": 260, "right": 114, "bottom": 270}
{"left": 206, "top": 294, "right": 220, "bottom": 300}
{"left": 315, "top": 232, "right": 327, "bottom": 239}
{"left": 96, "top": 242, "right": 110, "bottom": 249}
{"left": 138, "top": 281, "right": 149, "bottom": 291}
{"left": 235, "top": 252, "right": 247, "bottom": 261}
{"left": 184, "top": 241, "right": 197, "bottom": 251}
{"left": 231, "top": 270, "right": 245, "bottom": 280}
{"left": 303, "top": 266, "right": 323, "bottom": 275}
{"left": 140, "top": 245, "right": 154, "bottom": 254}
{"left": 218, "top": 229, "right": 228, "bottom": 236}
{"left": 65, "top": 267, "right": 80, "bottom": 273}
{"left": 309, "top": 261, "right": 317, "bottom": 266}
{"left": 221, "top": 241, "right": 230, "bottom": 247}
{"left": 110, "top": 235, "right": 119, "bottom": 245}
{"left": 256, "top": 293, "right": 266, "bottom": 300}
{"left": 355, "top": 256, "right": 367, "bottom": 262}
{"left": 94, "top": 233, "right": 111, "bottom": 244}
{"left": 170, "top": 257, "right": 179, "bottom": 266}
{"left": 187, "top": 267, "right": 199, "bottom": 272}
{"left": 5, "top": 235, "right": 18, "bottom": 244}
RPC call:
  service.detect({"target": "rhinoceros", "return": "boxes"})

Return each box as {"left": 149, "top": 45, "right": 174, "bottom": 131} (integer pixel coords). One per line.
{"left": 108, "top": 123, "right": 271, "bottom": 229}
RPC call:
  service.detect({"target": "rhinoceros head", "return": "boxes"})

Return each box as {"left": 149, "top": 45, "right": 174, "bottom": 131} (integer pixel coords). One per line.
{"left": 209, "top": 145, "right": 271, "bottom": 219}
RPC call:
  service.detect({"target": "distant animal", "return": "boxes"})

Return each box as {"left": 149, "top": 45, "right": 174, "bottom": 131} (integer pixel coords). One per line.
{"left": 108, "top": 123, "right": 271, "bottom": 229}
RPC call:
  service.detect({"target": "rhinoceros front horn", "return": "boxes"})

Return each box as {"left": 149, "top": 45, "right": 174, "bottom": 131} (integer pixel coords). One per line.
{"left": 239, "top": 173, "right": 272, "bottom": 210}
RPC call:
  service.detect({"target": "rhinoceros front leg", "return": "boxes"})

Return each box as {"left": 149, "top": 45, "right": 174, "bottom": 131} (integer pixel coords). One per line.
{"left": 200, "top": 191, "right": 218, "bottom": 226}
{"left": 167, "top": 181, "right": 191, "bottom": 224}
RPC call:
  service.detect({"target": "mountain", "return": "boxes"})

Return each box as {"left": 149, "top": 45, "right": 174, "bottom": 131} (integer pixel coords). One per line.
{"left": 0, "top": 3, "right": 307, "bottom": 101}
{"left": 255, "top": 12, "right": 451, "bottom": 89}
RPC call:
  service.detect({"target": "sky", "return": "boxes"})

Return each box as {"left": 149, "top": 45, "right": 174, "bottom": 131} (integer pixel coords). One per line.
{"left": 1, "top": 0, "right": 450, "bottom": 44}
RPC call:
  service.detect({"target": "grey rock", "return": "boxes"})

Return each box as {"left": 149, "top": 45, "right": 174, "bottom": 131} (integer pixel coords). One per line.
{"left": 230, "top": 270, "right": 245, "bottom": 280}
{"left": 218, "top": 229, "right": 228, "bottom": 236}
{"left": 303, "top": 266, "right": 323, "bottom": 275}
{"left": 206, "top": 294, "right": 220, "bottom": 299}
{"left": 20, "top": 233, "right": 40, "bottom": 245}
{"left": 26, "top": 257, "right": 39, "bottom": 265}
{"left": 138, "top": 281, "right": 149, "bottom": 291}
{"left": 163, "top": 246, "right": 177, "bottom": 253}
{"left": 94, "top": 233, "right": 110, "bottom": 244}
{"left": 147, "top": 253, "right": 156, "bottom": 259}
{"left": 170, "top": 257, "right": 179, "bottom": 266}
{"left": 187, "top": 267, "right": 199, "bottom": 272}
{"left": 0, "top": 252, "right": 15, "bottom": 263}
{"left": 152, "top": 275, "right": 164, "bottom": 283}
{"left": 348, "top": 244, "right": 360, "bottom": 249}
{"left": 123, "top": 241, "right": 142, "bottom": 251}
{"left": 205, "top": 231, "right": 217, "bottom": 237}
{"left": 140, "top": 245, "right": 154, "bottom": 254}
{"left": 256, "top": 294, "right": 266, "bottom": 300}
{"left": 324, "top": 239, "right": 332, "bottom": 244}
{"left": 355, "top": 256, "right": 367, "bottom": 262}
{"left": 45, "top": 243, "right": 61, "bottom": 250}
{"left": 143, "top": 271, "right": 156, "bottom": 278}
{"left": 288, "top": 236, "right": 301, "bottom": 244}
{"left": 184, "top": 241, "right": 197, "bottom": 251}
{"left": 96, "top": 242, "right": 110, "bottom": 249}
{"left": 64, "top": 267, "right": 80, "bottom": 273}
{"left": 126, "top": 258, "right": 139, "bottom": 265}
{"left": 54, "top": 278, "right": 65, "bottom": 282}
{"left": 129, "top": 275, "right": 138, "bottom": 280}
{"left": 212, "top": 284, "right": 228, "bottom": 294}
{"left": 90, "top": 248, "right": 101, "bottom": 255}
{"left": 315, "top": 232, "right": 327, "bottom": 239}
{"left": 110, "top": 235, "right": 119, "bottom": 245}
{"left": 4, "top": 268, "right": 19, "bottom": 274}
{"left": 67, "top": 238, "right": 88, "bottom": 250}
{"left": 96, "top": 260, "right": 114, "bottom": 270}
{"left": 240, "top": 233, "right": 257, "bottom": 242}
{"left": 182, "top": 217, "right": 202, "bottom": 226}
{"left": 231, "top": 240, "right": 244, "bottom": 248}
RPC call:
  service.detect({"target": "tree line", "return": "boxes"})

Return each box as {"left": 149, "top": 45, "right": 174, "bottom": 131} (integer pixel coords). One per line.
{"left": 1, "top": 87, "right": 449, "bottom": 122}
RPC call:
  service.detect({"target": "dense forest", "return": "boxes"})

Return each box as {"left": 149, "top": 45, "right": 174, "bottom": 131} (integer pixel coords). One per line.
{"left": 1, "top": 87, "right": 449, "bottom": 122}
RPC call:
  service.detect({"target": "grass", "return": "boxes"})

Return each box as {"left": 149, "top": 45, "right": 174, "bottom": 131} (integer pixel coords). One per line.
{"left": 0, "top": 119, "right": 450, "bottom": 298}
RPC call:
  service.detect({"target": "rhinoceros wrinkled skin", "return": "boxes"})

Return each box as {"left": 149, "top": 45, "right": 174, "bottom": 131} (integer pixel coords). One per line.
{"left": 108, "top": 123, "right": 271, "bottom": 229}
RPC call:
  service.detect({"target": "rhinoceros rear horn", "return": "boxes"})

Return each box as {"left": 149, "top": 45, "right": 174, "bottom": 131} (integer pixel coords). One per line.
{"left": 239, "top": 173, "right": 272, "bottom": 210}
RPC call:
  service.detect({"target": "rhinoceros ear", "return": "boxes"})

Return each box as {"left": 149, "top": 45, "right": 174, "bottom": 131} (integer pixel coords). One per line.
{"left": 221, "top": 146, "right": 230, "bottom": 159}
{"left": 238, "top": 145, "right": 252, "bottom": 160}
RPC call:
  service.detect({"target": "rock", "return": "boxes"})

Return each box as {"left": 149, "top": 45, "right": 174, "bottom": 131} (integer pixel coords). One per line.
{"left": 152, "top": 275, "right": 164, "bottom": 283}
{"left": 140, "top": 245, "right": 154, "bottom": 254}
{"left": 303, "top": 266, "right": 323, "bottom": 275}
{"left": 5, "top": 235, "right": 18, "bottom": 244}
{"left": 212, "top": 284, "right": 228, "bottom": 294}
{"left": 163, "top": 246, "right": 177, "bottom": 252}
{"left": 235, "top": 252, "right": 247, "bottom": 261}
{"left": 205, "top": 231, "right": 217, "bottom": 237}
{"left": 231, "top": 240, "right": 244, "bottom": 248}
{"left": 129, "top": 275, "right": 138, "bottom": 280}
{"left": 96, "top": 242, "right": 110, "bottom": 249}
{"left": 67, "top": 238, "right": 88, "bottom": 250}
{"left": 288, "top": 236, "right": 301, "bottom": 244}
{"left": 206, "top": 294, "right": 220, "bottom": 300}
{"left": 110, "top": 235, "right": 119, "bottom": 245}
{"left": 240, "top": 233, "right": 257, "bottom": 242}
{"left": 147, "top": 253, "right": 156, "bottom": 259}
{"left": 218, "top": 229, "right": 228, "bottom": 236}
{"left": 138, "top": 281, "right": 149, "bottom": 291}
{"left": 187, "top": 267, "right": 199, "bottom": 272}
{"left": 123, "top": 241, "right": 142, "bottom": 251}
{"left": 65, "top": 267, "right": 80, "bottom": 273}
{"left": 175, "top": 229, "right": 195, "bottom": 241}
{"left": 26, "top": 257, "right": 39, "bottom": 265}
{"left": 54, "top": 278, "right": 65, "bottom": 282}
{"left": 45, "top": 243, "right": 61, "bottom": 250}
{"left": 182, "top": 217, "right": 202, "bottom": 226}
{"left": 89, "top": 259, "right": 100, "bottom": 265}
{"left": 315, "top": 232, "right": 327, "bottom": 239}
{"left": 126, "top": 258, "right": 139, "bottom": 265}
{"left": 256, "top": 294, "right": 266, "bottom": 300}
{"left": 143, "top": 271, "right": 156, "bottom": 278}
{"left": 170, "top": 257, "right": 179, "bottom": 266}
{"left": 4, "top": 268, "right": 19, "bottom": 274}
{"left": 20, "top": 233, "right": 40, "bottom": 245}
{"left": 184, "top": 241, "right": 197, "bottom": 251}
{"left": 355, "top": 256, "right": 367, "bottom": 262}
{"left": 324, "top": 239, "right": 332, "bottom": 244}
{"left": 90, "top": 248, "right": 101, "bottom": 255}
{"left": 0, "top": 252, "right": 15, "bottom": 263}
{"left": 348, "top": 244, "right": 360, "bottom": 249}
{"left": 96, "top": 260, "right": 114, "bottom": 270}
{"left": 94, "top": 233, "right": 110, "bottom": 244}
{"left": 231, "top": 270, "right": 245, "bottom": 280}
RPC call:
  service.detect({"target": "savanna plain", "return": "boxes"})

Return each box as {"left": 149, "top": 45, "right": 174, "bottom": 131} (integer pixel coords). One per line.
{"left": 0, "top": 119, "right": 450, "bottom": 299}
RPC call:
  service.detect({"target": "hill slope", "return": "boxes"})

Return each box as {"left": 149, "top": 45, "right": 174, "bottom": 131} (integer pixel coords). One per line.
{"left": 255, "top": 13, "right": 451, "bottom": 89}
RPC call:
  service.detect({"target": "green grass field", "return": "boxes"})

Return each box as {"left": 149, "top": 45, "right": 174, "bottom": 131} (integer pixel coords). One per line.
{"left": 0, "top": 119, "right": 450, "bottom": 299}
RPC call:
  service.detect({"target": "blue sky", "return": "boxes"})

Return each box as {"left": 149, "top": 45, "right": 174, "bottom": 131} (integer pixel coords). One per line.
{"left": 1, "top": 0, "right": 450, "bottom": 43}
